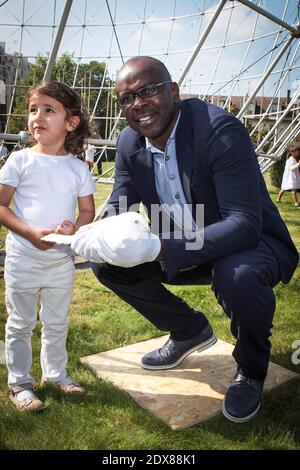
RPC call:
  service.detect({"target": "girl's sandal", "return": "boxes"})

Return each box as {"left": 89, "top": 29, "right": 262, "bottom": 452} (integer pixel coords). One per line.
{"left": 58, "top": 382, "right": 86, "bottom": 395}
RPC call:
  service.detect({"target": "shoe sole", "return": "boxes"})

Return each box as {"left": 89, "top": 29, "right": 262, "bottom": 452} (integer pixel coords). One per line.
{"left": 140, "top": 333, "right": 218, "bottom": 370}
{"left": 221, "top": 400, "right": 260, "bottom": 423}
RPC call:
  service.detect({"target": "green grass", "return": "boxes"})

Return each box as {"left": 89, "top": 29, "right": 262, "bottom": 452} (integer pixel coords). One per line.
{"left": 0, "top": 175, "right": 299, "bottom": 450}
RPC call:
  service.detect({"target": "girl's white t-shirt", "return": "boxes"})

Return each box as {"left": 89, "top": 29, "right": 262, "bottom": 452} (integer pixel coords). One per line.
{"left": 0, "top": 148, "right": 96, "bottom": 256}
{"left": 281, "top": 156, "right": 300, "bottom": 190}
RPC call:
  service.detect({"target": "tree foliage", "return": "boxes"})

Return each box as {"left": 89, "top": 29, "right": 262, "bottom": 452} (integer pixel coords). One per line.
{"left": 270, "top": 156, "right": 286, "bottom": 189}
{"left": 9, "top": 53, "right": 119, "bottom": 138}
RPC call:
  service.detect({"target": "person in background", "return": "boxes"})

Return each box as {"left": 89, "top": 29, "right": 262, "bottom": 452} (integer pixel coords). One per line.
{"left": 277, "top": 146, "right": 300, "bottom": 208}
{"left": 84, "top": 142, "right": 96, "bottom": 171}
{"left": 0, "top": 141, "right": 8, "bottom": 164}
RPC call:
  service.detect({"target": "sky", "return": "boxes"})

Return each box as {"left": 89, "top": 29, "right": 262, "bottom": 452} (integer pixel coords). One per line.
{"left": 0, "top": 0, "right": 299, "bottom": 97}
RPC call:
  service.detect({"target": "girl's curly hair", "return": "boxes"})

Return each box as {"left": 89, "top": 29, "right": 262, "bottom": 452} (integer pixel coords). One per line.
{"left": 26, "top": 81, "right": 91, "bottom": 155}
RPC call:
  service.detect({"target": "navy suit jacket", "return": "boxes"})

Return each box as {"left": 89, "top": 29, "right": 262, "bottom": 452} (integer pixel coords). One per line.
{"left": 107, "top": 98, "right": 299, "bottom": 282}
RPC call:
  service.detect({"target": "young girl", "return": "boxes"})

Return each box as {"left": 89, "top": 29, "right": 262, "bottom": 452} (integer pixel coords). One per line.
{"left": 0, "top": 81, "right": 96, "bottom": 412}
{"left": 277, "top": 146, "right": 300, "bottom": 207}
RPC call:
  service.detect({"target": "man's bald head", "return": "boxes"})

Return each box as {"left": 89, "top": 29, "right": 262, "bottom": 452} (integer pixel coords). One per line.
{"left": 116, "top": 56, "right": 172, "bottom": 85}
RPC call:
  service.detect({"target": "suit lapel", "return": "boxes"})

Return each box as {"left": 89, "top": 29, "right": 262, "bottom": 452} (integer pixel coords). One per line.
{"left": 129, "top": 140, "right": 160, "bottom": 208}
{"left": 175, "top": 105, "right": 194, "bottom": 204}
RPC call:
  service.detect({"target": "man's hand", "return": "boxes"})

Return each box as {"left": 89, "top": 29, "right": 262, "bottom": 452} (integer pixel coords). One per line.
{"left": 70, "top": 212, "right": 161, "bottom": 266}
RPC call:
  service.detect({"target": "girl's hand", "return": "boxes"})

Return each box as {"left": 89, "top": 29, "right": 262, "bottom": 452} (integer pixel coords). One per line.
{"left": 55, "top": 219, "right": 75, "bottom": 235}
{"left": 28, "top": 228, "right": 56, "bottom": 250}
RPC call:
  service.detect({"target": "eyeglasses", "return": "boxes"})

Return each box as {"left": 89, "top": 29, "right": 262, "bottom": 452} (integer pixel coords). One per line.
{"left": 117, "top": 81, "right": 173, "bottom": 108}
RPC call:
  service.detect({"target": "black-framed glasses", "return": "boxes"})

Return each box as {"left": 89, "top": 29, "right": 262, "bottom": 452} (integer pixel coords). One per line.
{"left": 117, "top": 81, "right": 173, "bottom": 108}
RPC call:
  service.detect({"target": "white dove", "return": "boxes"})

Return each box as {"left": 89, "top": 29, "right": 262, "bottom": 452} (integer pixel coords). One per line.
{"left": 42, "top": 211, "right": 161, "bottom": 267}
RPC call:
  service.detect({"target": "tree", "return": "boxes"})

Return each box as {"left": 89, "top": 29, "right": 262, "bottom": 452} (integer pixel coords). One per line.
{"left": 9, "top": 53, "right": 119, "bottom": 139}
{"left": 229, "top": 103, "right": 239, "bottom": 116}
{"left": 270, "top": 155, "right": 286, "bottom": 189}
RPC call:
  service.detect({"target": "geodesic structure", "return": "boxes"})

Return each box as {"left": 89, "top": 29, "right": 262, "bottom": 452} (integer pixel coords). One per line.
{"left": 0, "top": 0, "right": 299, "bottom": 178}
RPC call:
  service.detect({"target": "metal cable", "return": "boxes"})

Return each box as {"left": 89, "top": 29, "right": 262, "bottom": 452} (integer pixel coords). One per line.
{"left": 105, "top": 0, "right": 124, "bottom": 64}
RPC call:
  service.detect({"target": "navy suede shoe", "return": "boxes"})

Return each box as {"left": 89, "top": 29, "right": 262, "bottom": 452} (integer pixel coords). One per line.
{"left": 222, "top": 369, "right": 264, "bottom": 423}
{"left": 141, "top": 323, "right": 217, "bottom": 370}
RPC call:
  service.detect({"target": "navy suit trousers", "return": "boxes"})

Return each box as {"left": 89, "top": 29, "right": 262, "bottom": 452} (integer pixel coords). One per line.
{"left": 91, "top": 240, "right": 280, "bottom": 380}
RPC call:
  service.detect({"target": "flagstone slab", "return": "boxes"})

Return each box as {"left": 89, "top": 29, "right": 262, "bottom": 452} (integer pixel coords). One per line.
{"left": 81, "top": 337, "right": 298, "bottom": 430}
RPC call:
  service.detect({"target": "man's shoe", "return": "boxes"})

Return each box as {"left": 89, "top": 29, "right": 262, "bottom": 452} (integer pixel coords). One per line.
{"left": 222, "top": 369, "right": 264, "bottom": 423}
{"left": 141, "top": 323, "right": 217, "bottom": 370}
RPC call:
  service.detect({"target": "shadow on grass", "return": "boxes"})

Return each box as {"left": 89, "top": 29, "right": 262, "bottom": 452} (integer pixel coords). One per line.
{"left": 281, "top": 218, "right": 300, "bottom": 227}
{"left": 0, "top": 441, "right": 13, "bottom": 450}
{"left": 206, "top": 377, "right": 300, "bottom": 448}
{"left": 271, "top": 351, "right": 300, "bottom": 374}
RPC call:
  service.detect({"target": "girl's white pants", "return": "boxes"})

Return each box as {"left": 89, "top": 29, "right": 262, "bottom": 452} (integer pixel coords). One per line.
{"left": 4, "top": 245, "right": 75, "bottom": 391}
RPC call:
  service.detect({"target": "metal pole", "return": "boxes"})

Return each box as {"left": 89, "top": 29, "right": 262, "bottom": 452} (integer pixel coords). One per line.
{"left": 177, "top": 0, "right": 227, "bottom": 87}
{"left": 273, "top": 121, "right": 300, "bottom": 156}
{"left": 4, "top": 0, "right": 25, "bottom": 133}
{"left": 224, "top": 2, "right": 261, "bottom": 110}
{"left": 0, "top": 131, "right": 30, "bottom": 143}
{"left": 249, "top": 41, "right": 300, "bottom": 138}
{"left": 237, "top": 0, "right": 300, "bottom": 36}
{"left": 255, "top": 84, "right": 300, "bottom": 152}
{"left": 259, "top": 158, "right": 279, "bottom": 174}
{"left": 268, "top": 114, "right": 300, "bottom": 154}
{"left": 237, "top": 36, "right": 295, "bottom": 119}
{"left": 202, "top": 4, "right": 234, "bottom": 101}
{"left": 92, "top": 109, "right": 122, "bottom": 174}
{"left": 0, "top": 132, "right": 116, "bottom": 147}
{"left": 43, "top": 0, "right": 73, "bottom": 81}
